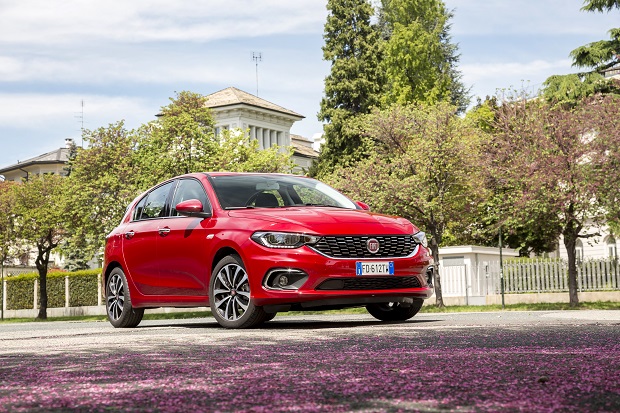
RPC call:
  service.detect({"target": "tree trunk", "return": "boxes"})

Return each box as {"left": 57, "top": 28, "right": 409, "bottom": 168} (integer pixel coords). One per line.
{"left": 429, "top": 227, "right": 444, "bottom": 307}
{"left": 35, "top": 243, "right": 52, "bottom": 320}
{"left": 563, "top": 234, "right": 580, "bottom": 307}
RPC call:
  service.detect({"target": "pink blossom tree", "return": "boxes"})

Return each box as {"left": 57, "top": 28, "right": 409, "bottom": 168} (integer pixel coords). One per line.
{"left": 490, "top": 95, "right": 620, "bottom": 306}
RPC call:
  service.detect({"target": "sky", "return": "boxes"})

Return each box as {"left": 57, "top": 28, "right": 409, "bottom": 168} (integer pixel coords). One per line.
{"left": 0, "top": 0, "right": 618, "bottom": 168}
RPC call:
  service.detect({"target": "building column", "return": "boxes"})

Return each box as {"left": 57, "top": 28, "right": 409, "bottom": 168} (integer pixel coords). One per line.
{"left": 250, "top": 126, "right": 256, "bottom": 142}
{"left": 270, "top": 130, "right": 277, "bottom": 147}
{"left": 263, "top": 129, "right": 270, "bottom": 149}
{"left": 256, "top": 127, "right": 263, "bottom": 149}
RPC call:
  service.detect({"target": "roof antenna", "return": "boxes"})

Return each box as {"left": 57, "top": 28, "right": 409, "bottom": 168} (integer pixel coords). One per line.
{"left": 75, "top": 99, "right": 85, "bottom": 147}
{"left": 252, "top": 52, "right": 262, "bottom": 96}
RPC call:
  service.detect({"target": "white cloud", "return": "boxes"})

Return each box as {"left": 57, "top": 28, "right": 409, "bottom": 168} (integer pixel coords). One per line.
{"left": 0, "top": 1, "right": 327, "bottom": 45}
{"left": 0, "top": 93, "right": 153, "bottom": 130}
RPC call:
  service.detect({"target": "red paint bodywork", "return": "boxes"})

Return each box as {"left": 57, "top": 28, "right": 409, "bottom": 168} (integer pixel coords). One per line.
{"left": 103, "top": 173, "right": 434, "bottom": 310}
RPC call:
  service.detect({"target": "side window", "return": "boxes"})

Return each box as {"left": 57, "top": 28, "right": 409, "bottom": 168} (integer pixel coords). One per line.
{"left": 132, "top": 196, "right": 147, "bottom": 221}
{"left": 141, "top": 182, "right": 174, "bottom": 219}
{"left": 171, "top": 179, "right": 210, "bottom": 216}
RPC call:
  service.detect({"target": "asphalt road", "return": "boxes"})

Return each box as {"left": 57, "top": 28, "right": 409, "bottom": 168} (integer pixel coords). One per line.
{"left": 1, "top": 310, "right": 619, "bottom": 412}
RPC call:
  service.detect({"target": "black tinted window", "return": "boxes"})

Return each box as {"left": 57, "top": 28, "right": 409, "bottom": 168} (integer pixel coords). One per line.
{"left": 140, "top": 182, "right": 174, "bottom": 219}
{"left": 171, "top": 179, "right": 210, "bottom": 216}
{"left": 132, "top": 196, "right": 147, "bottom": 221}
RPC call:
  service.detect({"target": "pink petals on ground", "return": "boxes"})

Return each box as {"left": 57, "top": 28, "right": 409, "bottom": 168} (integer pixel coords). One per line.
{"left": 0, "top": 325, "right": 618, "bottom": 412}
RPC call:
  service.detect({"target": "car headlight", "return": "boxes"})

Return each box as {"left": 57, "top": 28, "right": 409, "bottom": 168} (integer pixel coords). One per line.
{"left": 413, "top": 231, "right": 428, "bottom": 248}
{"left": 251, "top": 232, "right": 321, "bottom": 249}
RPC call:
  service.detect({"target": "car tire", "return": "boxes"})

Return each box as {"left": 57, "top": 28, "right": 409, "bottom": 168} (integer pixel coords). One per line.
{"left": 106, "top": 267, "right": 144, "bottom": 328}
{"left": 366, "top": 299, "right": 424, "bottom": 322}
{"left": 209, "top": 255, "right": 267, "bottom": 329}
{"left": 263, "top": 312, "right": 277, "bottom": 322}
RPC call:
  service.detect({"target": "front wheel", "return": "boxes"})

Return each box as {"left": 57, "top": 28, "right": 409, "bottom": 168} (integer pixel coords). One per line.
{"left": 106, "top": 267, "right": 144, "bottom": 328}
{"left": 366, "top": 299, "right": 423, "bottom": 322}
{"left": 209, "top": 255, "right": 268, "bottom": 329}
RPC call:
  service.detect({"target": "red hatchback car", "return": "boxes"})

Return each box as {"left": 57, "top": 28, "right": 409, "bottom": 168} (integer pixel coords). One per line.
{"left": 103, "top": 173, "right": 434, "bottom": 329}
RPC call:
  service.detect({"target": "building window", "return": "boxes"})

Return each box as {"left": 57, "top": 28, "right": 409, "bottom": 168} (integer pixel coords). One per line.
{"left": 575, "top": 239, "right": 583, "bottom": 263}
{"left": 606, "top": 236, "right": 617, "bottom": 259}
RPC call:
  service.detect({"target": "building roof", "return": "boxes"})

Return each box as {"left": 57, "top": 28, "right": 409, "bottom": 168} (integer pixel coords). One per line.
{"left": 205, "top": 87, "right": 304, "bottom": 119}
{"left": 0, "top": 147, "right": 70, "bottom": 174}
{"left": 290, "top": 135, "right": 319, "bottom": 159}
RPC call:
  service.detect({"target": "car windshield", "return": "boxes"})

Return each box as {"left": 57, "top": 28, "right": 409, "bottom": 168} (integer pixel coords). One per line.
{"left": 209, "top": 174, "right": 358, "bottom": 210}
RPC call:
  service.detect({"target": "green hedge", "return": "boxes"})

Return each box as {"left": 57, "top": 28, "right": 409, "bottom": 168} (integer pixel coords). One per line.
{"left": 4, "top": 269, "right": 101, "bottom": 310}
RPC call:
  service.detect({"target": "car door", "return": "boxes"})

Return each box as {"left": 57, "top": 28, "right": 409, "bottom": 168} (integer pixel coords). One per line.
{"left": 156, "top": 178, "right": 214, "bottom": 297}
{"left": 121, "top": 181, "right": 175, "bottom": 296}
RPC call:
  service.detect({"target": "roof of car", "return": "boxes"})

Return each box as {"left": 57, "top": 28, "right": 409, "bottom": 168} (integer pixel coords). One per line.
{"left": 203, "top": 172, "right": 306, "bottom": 178}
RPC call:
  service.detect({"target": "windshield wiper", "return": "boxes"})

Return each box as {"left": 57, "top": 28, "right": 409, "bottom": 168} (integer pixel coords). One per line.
{"left": 302, "top": 203, "right": 349, "bottom": 209}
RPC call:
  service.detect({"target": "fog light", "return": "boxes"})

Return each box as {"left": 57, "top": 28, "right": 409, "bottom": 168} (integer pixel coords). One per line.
{"left": 278, "top": 275, "right": 289, "bottom": 287}
{"left": 263, "top": 269, "right": 309, "bottom": 290}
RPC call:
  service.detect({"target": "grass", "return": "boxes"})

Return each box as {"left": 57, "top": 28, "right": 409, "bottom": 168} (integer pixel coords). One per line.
{"left": 1, "top": 301, "right": 618, "bottom": 324}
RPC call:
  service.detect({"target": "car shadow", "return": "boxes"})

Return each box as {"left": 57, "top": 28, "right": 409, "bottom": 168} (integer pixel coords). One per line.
{"left": 137, "top": 317, "right": 443, "bottom": 330}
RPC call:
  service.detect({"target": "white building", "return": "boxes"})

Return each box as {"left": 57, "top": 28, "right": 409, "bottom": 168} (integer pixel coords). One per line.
{"left": 0, "top": 139, "right": 73, "bottom": 182}
{"left": 203, "top": 87, "right": 318, "bottom": 170}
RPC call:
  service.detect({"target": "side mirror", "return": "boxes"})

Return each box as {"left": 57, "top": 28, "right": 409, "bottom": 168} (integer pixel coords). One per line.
{"left": 175, "top": 199, "right": 212, "bottom": 218}
{"left": 355, "top": 201, "right": 370, "bottom": 211}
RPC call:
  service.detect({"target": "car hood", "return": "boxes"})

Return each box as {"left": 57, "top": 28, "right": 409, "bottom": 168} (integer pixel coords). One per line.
{"left": 227, "top": 207, "right": 417, "bottom": 235}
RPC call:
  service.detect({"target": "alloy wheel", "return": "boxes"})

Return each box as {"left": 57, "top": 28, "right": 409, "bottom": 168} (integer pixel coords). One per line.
{"left": 107, "top": 273, "right": 125, "bottom": 321}
{"left": 212, "top": 263, "right": 250, "bottom": 321}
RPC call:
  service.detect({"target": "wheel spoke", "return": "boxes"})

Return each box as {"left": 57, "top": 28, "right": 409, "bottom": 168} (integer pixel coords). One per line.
{"left": 234, "top": 296, "right": 249, "bottom": 311}
{"left": 217, "top": 272, "right": 231, "bottom": 290}
{"left": 233, "top": 273, "right": 248, "bottom": 290}
{"left": 235, "top": 291, "right": 250, "bottom": 299}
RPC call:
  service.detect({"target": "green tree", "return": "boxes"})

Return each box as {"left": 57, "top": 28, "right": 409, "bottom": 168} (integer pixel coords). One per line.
{"left": 543, "top": 0, "right": 620, "bottom": 105}
{"left": 325, "top": 102, "right": 487, "bottom": 306}
{"left": 0, "top": 181, "right": 20, "bottom": 286}
{"left": 211, "top": 129, "right": 294, "bottom": 173}
{"left": 379, "top": 0, "right": 469, "bottom": 112}
{"left": 314, "top": 0, "right": 383, "bottom": 175}
{"left": 489, "top": 95, "right": 620, "bottom": 306}
{"left": 12, "top": 174, "right": 71, "bottom": 319}
{"left": 64, "top": 121, "right": 140, "bottom": 264}
{"left": 135, "top": 91, "right": 218, "bottom": 187}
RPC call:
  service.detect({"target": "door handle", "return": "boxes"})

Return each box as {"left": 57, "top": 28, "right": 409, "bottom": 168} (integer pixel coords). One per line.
{"left": 158, "top": 227, "right": 171, "bottom": 236}
{"left": 124, "top": 231, "right": 135, "bottom": 239}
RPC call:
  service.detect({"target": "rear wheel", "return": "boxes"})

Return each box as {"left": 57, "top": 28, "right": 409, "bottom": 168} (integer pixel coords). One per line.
{"left": 366, "top": 299, "right": 423, "bottom": 322}
{"left": 106, "top": 267, "right": 144, "bottom": 328}
{"left": 263, "top": 312, "right": 277, "bottom": 322}
{"left": 209, "top": 255, "right": 268, "bottom": 329}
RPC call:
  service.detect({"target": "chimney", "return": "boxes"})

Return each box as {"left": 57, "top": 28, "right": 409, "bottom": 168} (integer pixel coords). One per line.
{"left": 65, "top": 138, "right": 74, "bottom": 148}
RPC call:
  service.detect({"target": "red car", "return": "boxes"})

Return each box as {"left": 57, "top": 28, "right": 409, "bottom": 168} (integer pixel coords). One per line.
{"left": 103, "top": 173, "right": 434, "bottom": 329}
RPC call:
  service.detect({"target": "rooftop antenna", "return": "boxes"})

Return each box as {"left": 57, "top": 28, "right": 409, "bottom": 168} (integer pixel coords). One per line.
{"left": 74, "top": 99, "right": 85, "bottom": 147}
{"left": 252, "top": 52, "right": 262, "bottom": 96}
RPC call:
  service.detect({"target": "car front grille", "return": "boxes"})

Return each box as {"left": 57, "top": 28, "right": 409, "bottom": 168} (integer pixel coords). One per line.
{"left": 316, "top": 276, "right": 422, "bottom": 291}
{"left": 309, "top": 235, "right": 416, "bottom": 258}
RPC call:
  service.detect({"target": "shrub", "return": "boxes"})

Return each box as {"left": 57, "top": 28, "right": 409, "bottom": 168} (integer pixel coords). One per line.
{"left": 4, "top": 269, "right": 101, "bottom": 310}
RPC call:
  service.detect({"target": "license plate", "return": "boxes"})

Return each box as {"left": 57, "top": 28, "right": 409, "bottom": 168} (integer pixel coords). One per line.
{"left": 356, "top": 261, "right": 394, "bottom": 276}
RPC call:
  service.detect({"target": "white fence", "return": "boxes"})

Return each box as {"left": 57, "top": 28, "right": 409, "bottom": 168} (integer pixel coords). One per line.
{"left": 440, "top": 258, "right": 620, "bottom": 297}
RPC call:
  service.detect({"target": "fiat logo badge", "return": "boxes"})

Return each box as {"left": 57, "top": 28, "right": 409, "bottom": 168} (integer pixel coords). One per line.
{"left": 367, "top": 238, "right": 380, "bottom": 254}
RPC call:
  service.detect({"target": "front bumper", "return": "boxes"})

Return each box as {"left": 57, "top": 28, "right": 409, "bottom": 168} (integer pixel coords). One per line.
{"left": 241, "top": 241, "right": 435, "bottom": 309}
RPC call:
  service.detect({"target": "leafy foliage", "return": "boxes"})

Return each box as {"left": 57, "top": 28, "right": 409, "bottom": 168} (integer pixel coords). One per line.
{"left": 489, "top": 95, "right": 620, "bottom": 306}
{"left": 11, "top": 174, "right": 73, "bottom": 318}
{"left": 379, "top": 0, "right": 469, "bottom": 112}
{"left": 5, "top": 269, "right": 101, "bottom": 310}
{"left": 324, "top": 102, "right": 487, "bottom": 306}
{"left": 581, "top": 0, "right": 620, "bottom": 13}
{"left": 65, "top": 121, "right": 140, "bottom": 264}
{"left": 314, "top": 0, "right": 383, "bottom": 175}
{"left": 542, "top": 0, "right": 620, "bottom": 105}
